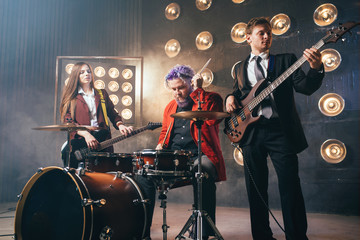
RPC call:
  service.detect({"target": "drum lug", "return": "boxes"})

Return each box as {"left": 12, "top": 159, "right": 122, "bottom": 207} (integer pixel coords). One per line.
{"left": 82, "top": 198, "right": 107, "bottom": 207}
{"left": 17, "top": 193, "right": 23, "bottom": 201}
{"left": 133, "top": 198, "right": 150, "bottom": 205}
{"left": 37, "top": 168, "right": 43, "bottom": 173}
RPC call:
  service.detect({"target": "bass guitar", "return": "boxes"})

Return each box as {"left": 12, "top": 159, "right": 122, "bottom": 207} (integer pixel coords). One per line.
{"left": 224, "top": 21, "right": 359, "bottom": 144}
{"left": 62, "top": 122, "right": 162, "bottom": 163}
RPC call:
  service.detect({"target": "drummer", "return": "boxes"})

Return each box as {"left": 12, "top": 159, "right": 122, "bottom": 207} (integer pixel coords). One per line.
{"left": 59, "top": 62, "right": 133, "bottom": 167}
{"left": 155, "top": 64, "right": 227, "bottom": 239}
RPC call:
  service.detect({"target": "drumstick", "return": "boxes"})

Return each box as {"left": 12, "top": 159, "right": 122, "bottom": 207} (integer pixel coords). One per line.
{"left": 161, "top": 121, "right": 172, "bottom": 148}
{"left": 197, "top": 58, "right": 211, "bottom": 75}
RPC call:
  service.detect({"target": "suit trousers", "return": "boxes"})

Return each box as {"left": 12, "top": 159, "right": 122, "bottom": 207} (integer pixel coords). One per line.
{"left": 242, "top": 118, "right": 308, "bottom": 240}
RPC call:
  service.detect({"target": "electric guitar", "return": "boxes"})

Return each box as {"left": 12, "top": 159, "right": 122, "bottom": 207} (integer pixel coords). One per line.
{"left": 224, "top": 21, "right": 359, "bottom": 144}
{"left": 62, "top": 122, "right": 162, "bottom": 162}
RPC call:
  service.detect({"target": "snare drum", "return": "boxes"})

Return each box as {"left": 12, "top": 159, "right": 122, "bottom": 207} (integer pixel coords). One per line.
{"left": 15, "top": 167, "right": 146, "bottom": 240}
{"left": 86, "top": 152, "right": 134, "bottom": 173}
{"left": 134, "top": 149, "right": 192, "bottom": 177}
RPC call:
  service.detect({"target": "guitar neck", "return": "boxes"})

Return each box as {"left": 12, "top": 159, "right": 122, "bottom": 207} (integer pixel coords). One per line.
{"left": 98, "top": 126, "right": 148, "bottom": 151}
{"left": 248, "top": 39, "right": 325, "bottom": 111}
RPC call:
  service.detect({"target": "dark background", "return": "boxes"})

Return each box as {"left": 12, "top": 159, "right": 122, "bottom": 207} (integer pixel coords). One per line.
{"left": 0, "top": 0, "right": 358, "bottom": 215}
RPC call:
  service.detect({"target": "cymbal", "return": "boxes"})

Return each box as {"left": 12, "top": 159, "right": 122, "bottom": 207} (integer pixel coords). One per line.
{"left": 171, "top": 111, "right": 229, "bottom": 121}
{"left": 32, "top": 123, "right": 101, "bottom": 131}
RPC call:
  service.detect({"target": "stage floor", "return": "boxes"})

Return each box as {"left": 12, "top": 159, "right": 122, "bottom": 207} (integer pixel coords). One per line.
{"left": 1, "top": 201, "right": 359, "bottom": 240}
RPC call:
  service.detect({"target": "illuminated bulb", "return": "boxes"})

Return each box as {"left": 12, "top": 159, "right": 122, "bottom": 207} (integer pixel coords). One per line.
{"left": 122, "top": 69, "right": 133, "bottom": 79}
{"left": 122, "top": 95, "right": 132, "bottom": 106}
{"left": 65, "top": 64, "right": 74, "bottom": 74}
{"left": 94, "top": 66, "right": 105, "bottom": 77}
{"left": 109, "top": 94, "right": 119, "bottom": 105}
{"left": 108, "top": 81, "right": 119, "bottom": 92}
{"left": 108, "top": 68, "right": 120, "bottom": 78}
{"left": 94, "top": 80, "right": 105, "bottom": 89}
{"left": 122, "top": 82, "right": 133, "bottom": 93}
{"left": 121, "top": 109, "right": 132, "bottom": 120}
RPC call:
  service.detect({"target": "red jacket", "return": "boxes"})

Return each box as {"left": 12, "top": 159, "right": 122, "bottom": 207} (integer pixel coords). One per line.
{"left": 158, "top": 88, "right": 226, "bottom": 181}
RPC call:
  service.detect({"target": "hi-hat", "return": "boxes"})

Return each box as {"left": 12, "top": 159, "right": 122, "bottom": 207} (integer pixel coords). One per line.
{"left": 171, "top": 111, "right": 229, "bottom": 121}
{"left": 318, "top": 93, "right": 345, "bottom": 117}
{"left": 270, "top": 13, "right": 291, "bottom": 35}
{"left": 32, "top": 123, "right": 101, "bottom": 131}
{"left": 320, "top": 139, "right": 346, "bottom": 164}
{"left": 313, "top": 3, "right": 337, "bottom": 26}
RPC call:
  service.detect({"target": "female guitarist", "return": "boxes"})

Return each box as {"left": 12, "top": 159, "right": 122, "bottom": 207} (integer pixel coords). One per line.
{"left": 59, "top": 62, "right": 133, "bottom": 168}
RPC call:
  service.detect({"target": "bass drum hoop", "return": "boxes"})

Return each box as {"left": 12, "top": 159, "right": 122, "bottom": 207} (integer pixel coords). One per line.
{"left": 14, "top": 166, "right": 93, "bottom": 240}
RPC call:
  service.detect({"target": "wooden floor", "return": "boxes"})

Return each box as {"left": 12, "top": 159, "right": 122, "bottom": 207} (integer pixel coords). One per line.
{"left": 1, "top": 201, "right": 359, "bottom": 240}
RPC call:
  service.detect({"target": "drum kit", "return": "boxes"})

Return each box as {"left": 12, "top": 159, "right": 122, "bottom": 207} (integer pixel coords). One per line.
{"left": 14, "top": 108, "right": 229, "bottom": 240}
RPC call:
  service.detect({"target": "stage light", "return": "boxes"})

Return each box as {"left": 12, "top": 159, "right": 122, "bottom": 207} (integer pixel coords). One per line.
{"left": 232, "top": 0, "right": 245, "bottom": 3}
{"left": 94, "top": 66, "right": 105, "bottom": 77}
{"left": 195, "top": 31, "right": 213, "bottom": 50}
{"left": 165, "top": 39, "right": 181, "bottom": 58}
{"left": 321, "top": 49, "right": 341, "bottom": 72}
{"left": 108, "top": 68, "right": 120, "bottom": 78}
{"left": 233, "top": 147, "right": 244, "bottom": 166}
{"left": 108, "top": 81, "right": 119, "bottom": 92}
{"left": 65, "top": 64, "right": 74, "bottom": 74}
{"left": 196, "top": 0, "right": 212, "bottom": 11}
{"left": 318, "top": 93, "right": 345, "bottom": 117}
{"left": 122, "top": 68, "right": 133, "bottom": 79}
{"left": 109, "top": 94, "right": 119, "bottom": 105}
{"left": 122, "top": 82, "right": 133, "bottom": 93}
{"left": 121, "top": 109, "right": 133, "bottom": 120}
{"left": 320, "top": 139, "right": 346, "bottom": 164}
{"left": 270, "top": 13, "right": 291, "bottom": 35}
{"left": 165, "top": 3, "right": 180, "bottom": 20}
{"left": 94, "top": 80, "right": 105, "bottom": 89}
{"left": 201, "top": 68, "right": 214, "bottom": 88}
{"left": 231, "top": 22, "right": 247, "bottom": 43}
{"left": 313, "top": 3, "right": 337, "bottom": 26}
{"left": 122, "top": 95, "right": 132, "bottom": 106}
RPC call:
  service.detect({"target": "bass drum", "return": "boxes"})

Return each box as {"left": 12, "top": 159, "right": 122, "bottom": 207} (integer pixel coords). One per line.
{"left": 14, "top": 167, "right": 146, "bottom": 240}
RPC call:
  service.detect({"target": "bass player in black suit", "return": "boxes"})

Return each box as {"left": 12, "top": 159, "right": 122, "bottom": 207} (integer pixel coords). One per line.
{"left": 225, "top": 17, "right": 324, "bottom": 240}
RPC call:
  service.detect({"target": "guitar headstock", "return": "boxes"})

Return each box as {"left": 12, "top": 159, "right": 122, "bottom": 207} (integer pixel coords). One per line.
{"left": 323, "top": 21, "right": 360, "bottom": 44}
{"left": 146, "top": 122, "right": 162, "bottom": 130}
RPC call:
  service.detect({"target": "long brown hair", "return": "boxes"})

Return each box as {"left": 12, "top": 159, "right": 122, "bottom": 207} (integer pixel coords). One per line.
{"left": 59, "top": 62, "right": 95, "bottom": 122}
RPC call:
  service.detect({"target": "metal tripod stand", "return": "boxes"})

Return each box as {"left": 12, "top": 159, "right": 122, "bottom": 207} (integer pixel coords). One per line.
{"left": 173, "top": 94, "right": 224, "bottom": 240}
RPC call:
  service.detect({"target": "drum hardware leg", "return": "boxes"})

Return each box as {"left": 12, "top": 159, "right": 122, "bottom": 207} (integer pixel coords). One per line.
{"left": 82, "top": 198, "right": 107, "bottom": 207}
{"left": 159, "top": 192, "right": 170, "bottom": 240}
{"left": 176, "top": 101, "right": 224, "bottom": 240}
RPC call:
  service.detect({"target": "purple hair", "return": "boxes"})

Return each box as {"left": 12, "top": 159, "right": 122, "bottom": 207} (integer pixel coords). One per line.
{"left": 165, "top": 64, "right": 195, "bottom": 87}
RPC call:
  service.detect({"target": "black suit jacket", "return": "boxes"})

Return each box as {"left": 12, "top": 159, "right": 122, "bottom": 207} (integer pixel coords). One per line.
{"left": 229, "top": 53, "right": 324, "bottom": 153}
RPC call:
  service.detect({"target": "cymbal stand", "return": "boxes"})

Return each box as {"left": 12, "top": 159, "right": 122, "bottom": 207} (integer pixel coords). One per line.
{"left": 158, "top": 184, "right": 170, "bottom": 240}
{"left": 176, "top": 92, "right": 223, "bottom": 240}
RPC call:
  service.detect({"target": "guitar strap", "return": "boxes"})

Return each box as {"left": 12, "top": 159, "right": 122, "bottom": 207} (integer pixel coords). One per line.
{"left": 96, "top": 89, "right": 109, "bottom": 128}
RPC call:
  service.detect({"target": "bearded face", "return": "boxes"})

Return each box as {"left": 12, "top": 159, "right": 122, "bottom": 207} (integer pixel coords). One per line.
{"left": 167, "top": 78, "right": 193, "bottom": 108}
